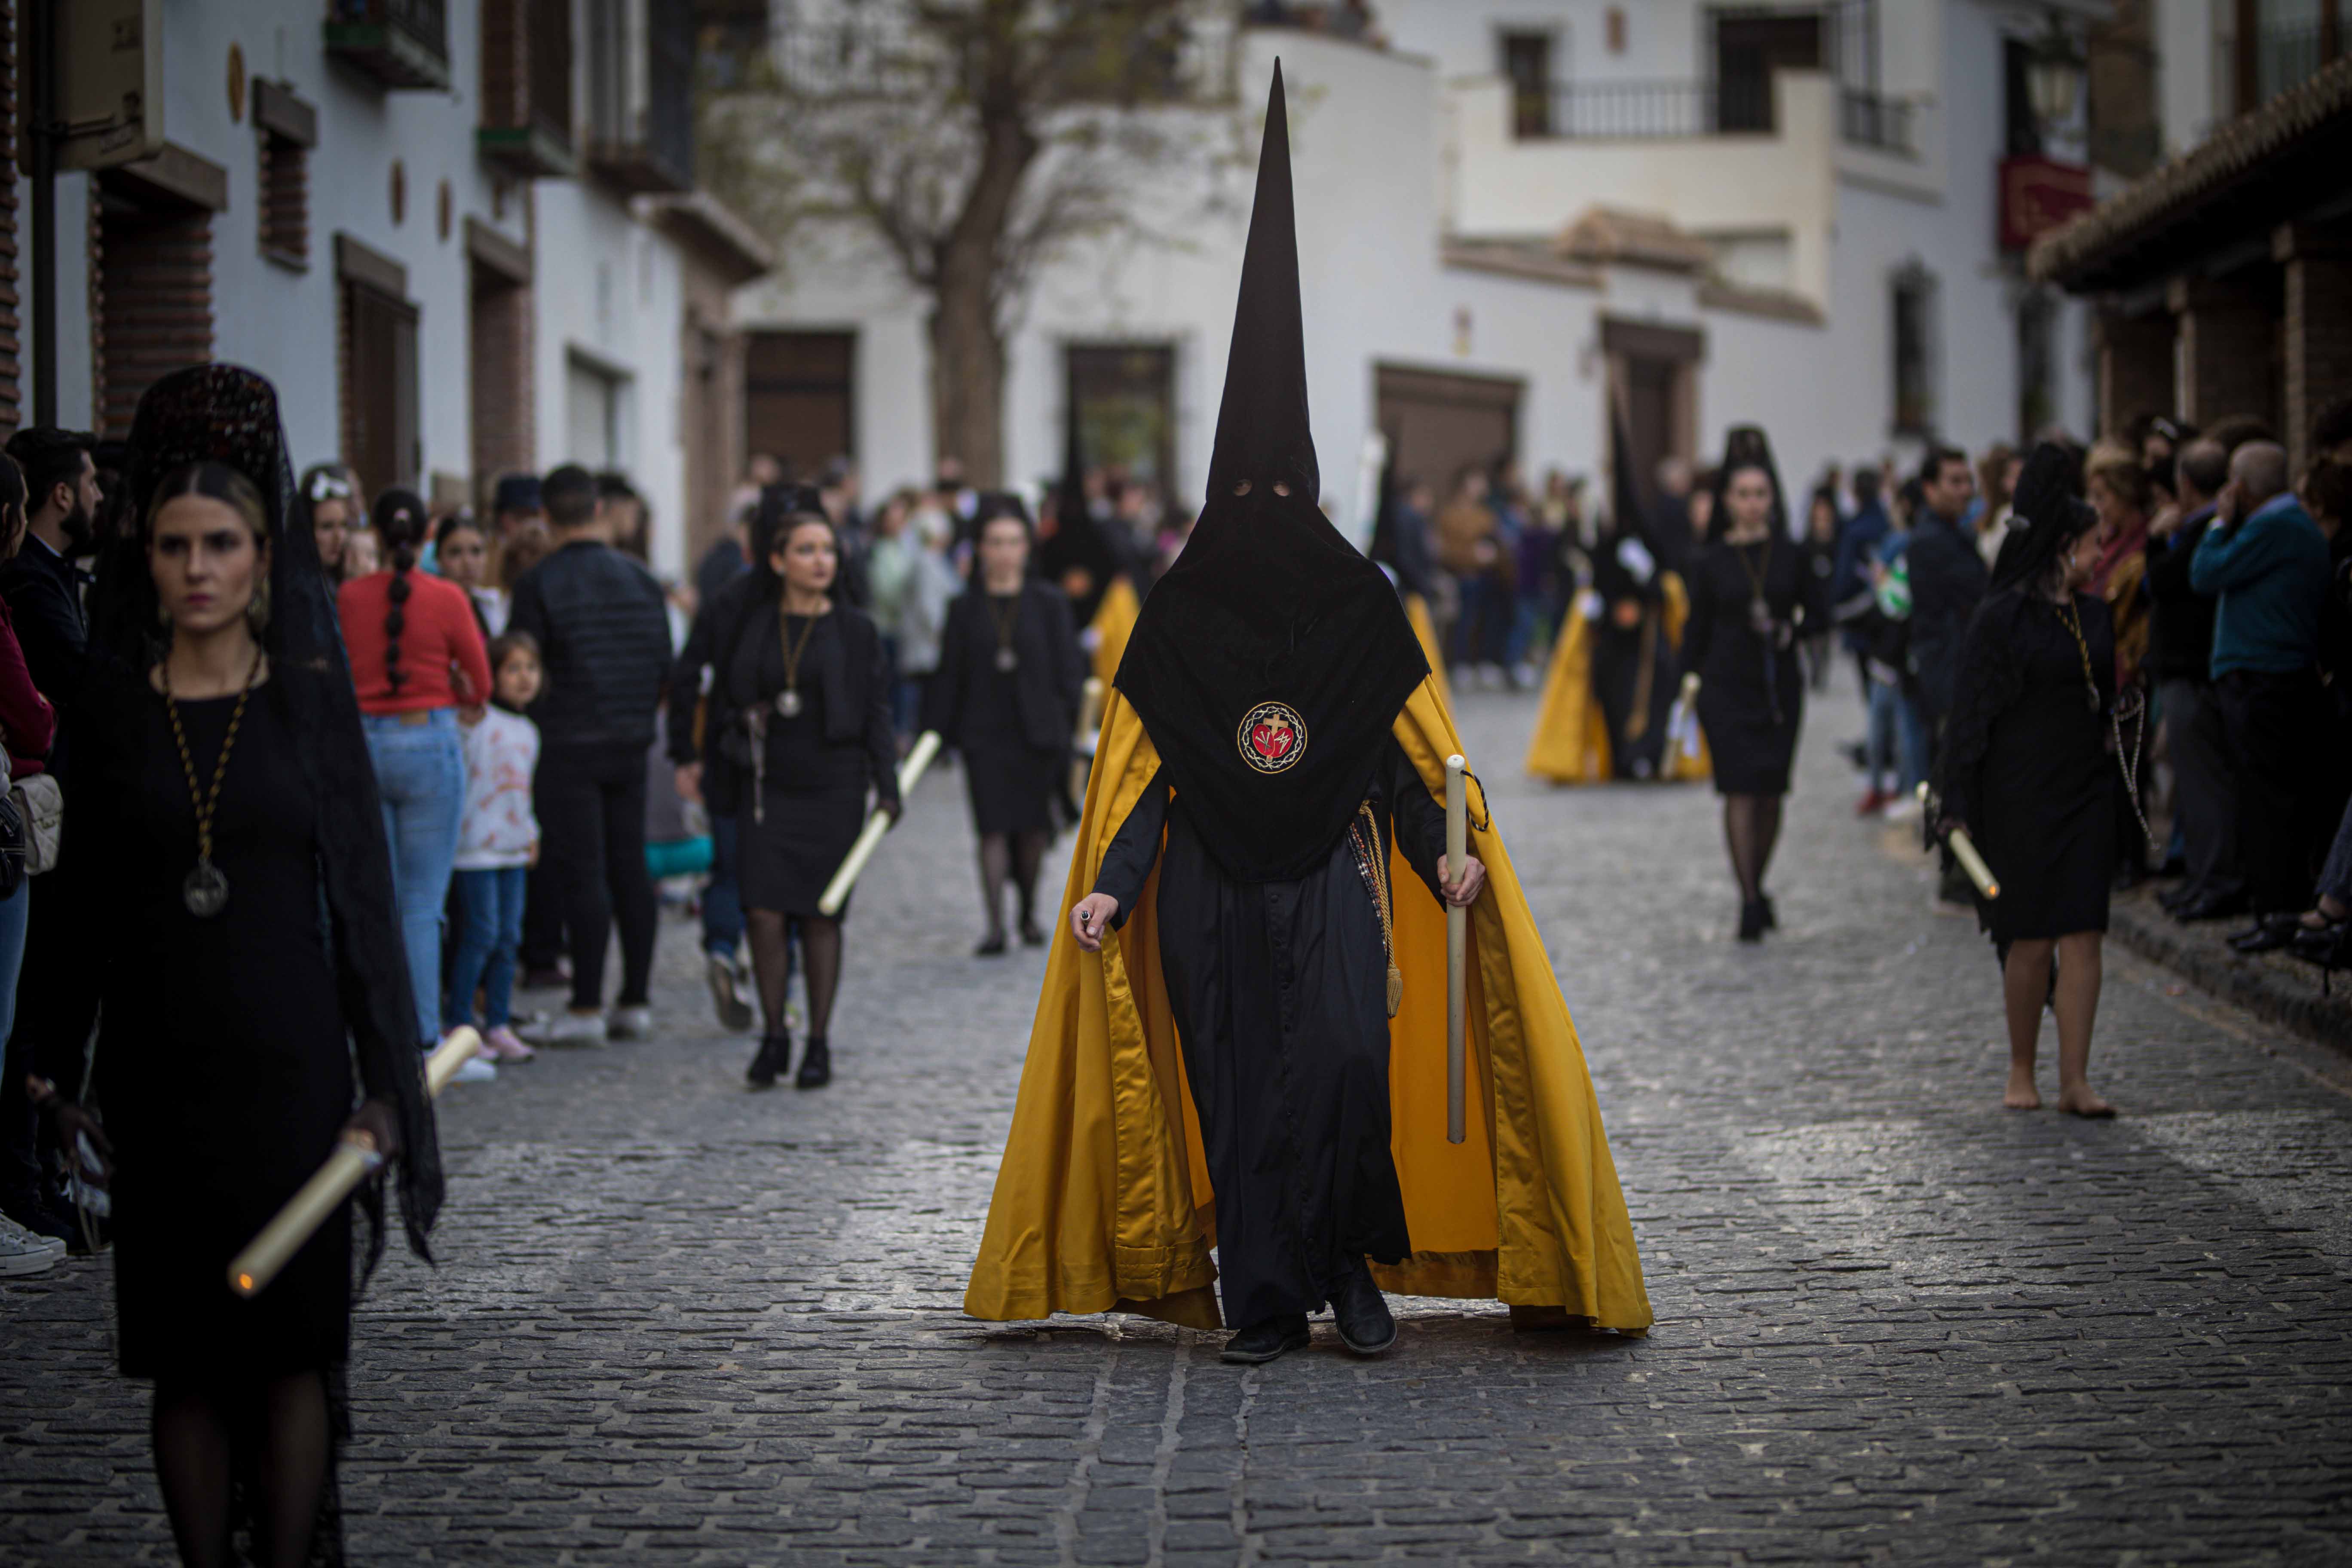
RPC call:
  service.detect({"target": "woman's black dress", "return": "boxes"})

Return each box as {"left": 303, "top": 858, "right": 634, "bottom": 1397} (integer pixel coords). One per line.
{"left": 95, "top": 687, "right": 355, "bottom": 1378}
{"left": 925, "top": 582, "right": 1086, "bottom": 834}
{"left": 1938, "top": 590, "right": 2117, "bottom": 943}
{"left": 716, "top": 604, "right": 899, "bottom": 916}
{"left": 1681, "top": 534, "right": 1822, "bottom": 795}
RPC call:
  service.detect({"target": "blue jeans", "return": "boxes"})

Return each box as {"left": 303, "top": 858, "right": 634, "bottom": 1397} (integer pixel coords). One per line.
{"left": 446, "top": 866, "right": 527, "bottom": 1030}
{"left": 703, "top": 811, "right": 744, "bottom": 959}
{"left": 364, "top": 710, "right": 466, "bottom": 1045}
{"left": 1865, "top": 678, "right": 1929, "bottom": 796}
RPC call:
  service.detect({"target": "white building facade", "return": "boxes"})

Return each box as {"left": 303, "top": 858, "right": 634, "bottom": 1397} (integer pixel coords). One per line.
{"left": 737, "top": 0, "right": 2103, "bottom": 530}
{"left": 20, "top": 0, "right": 769, "bottom": 578}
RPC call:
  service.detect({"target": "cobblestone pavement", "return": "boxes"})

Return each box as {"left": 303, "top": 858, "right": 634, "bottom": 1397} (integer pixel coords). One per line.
{"left": 7, "top": 674, "right": 2352, "bottom": 1565}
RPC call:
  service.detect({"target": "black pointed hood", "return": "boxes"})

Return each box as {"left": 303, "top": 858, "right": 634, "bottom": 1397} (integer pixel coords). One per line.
{"left": 1112, "top": 62, "right": 1430, "bottom": 884}
{"left": 1037, "top": 407, "right": 1125, "bottom": 626}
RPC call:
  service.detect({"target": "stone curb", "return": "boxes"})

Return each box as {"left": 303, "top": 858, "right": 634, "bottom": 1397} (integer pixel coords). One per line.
{"left": 2109, "top": 883, "right": 2352, "bottom": 1055}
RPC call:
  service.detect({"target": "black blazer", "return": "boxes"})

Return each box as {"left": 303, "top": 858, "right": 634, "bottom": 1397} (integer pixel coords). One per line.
{"left": 924, "top": 580, "right": 1086, "bottom": 754}
{"left": 704, "top": 597, "right": 899, "bottom": 818}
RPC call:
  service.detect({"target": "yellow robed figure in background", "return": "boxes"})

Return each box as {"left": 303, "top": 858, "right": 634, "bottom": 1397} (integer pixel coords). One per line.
{"left": 964, "top": 677, "right": 1653, "bottom": 1333}
{"left": 1403, "top": 592, "right": 1455, "bottom": 720}
{"left": 1088, "top": 573, "right": 1139, "bottom": 692}
{"left": 1526, "top": 574, "right": 1709, "bottom": 784}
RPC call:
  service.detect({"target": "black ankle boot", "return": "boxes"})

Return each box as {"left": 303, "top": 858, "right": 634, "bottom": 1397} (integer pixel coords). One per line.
{"left": 1738, "top": 899, "right": 1767, "bottom": 943}
{"left": 795, "top": 1035, "right": 832, "bottom": 1089}
{"left": 1332, "top": 1258, "right": 1397, "bottom": 1356}
{"left": 747, "top": 1031, "right": 790, "bottom": 1089}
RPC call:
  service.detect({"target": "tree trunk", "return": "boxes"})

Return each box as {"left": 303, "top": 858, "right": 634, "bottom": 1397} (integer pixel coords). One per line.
{"left": 928, "top": 57, "right": 1038, "bottom": 488}
{"left": 929, "top": 277, "right": 1007, "bottom": 488}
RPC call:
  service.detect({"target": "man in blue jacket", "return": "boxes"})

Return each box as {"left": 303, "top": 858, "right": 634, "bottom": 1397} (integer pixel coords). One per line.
{"left": 2190, "top": 441, "right": 2330, "bottom": 951}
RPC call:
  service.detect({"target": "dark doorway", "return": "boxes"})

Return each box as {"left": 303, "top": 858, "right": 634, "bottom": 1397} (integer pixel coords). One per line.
{"left": 1713, "top": 10, "right": 1822, "bottom": 132}
{"left": 1065, "top": 344, "right": 1176, "bottom": 494}
{"left": 92, "top": 186, "right": 216, "bottom": 441}
{"left": 744, "top": 330, "right": 854, "bottom": 479}
{"left": 1621, "top": 355, "right": 1681, "bottom": 500}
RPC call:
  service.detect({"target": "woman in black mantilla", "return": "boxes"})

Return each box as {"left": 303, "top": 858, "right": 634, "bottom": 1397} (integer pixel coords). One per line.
{"left": 924, "top": 494, "right": 1086, "bottom": 954}
{"left": 31, "top": 365, "right": 441, "bottom": 1567}
{"left": 702, "top": 490, "right": 899, "bottom": 1090}
{"left": 1933, "top": 444, "right": 2119, "bottom": 1118}
{"left": 1679, "top": 427, "right": 1825, "bottom": 940}
{"left": 1066, "top": 62, "right": 1487, "bottom": 1367}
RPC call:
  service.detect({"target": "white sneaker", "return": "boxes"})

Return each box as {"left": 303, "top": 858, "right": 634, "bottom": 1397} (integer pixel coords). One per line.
{"left": 537, "top": 1011, "right": 612, "bottom": 1046}
{"left": 452, "top": 1056, "right": 499, "bottom": 1082}
{"left": 608, "top": 1005, "right": 655, "bottom": 1041}
{"left": 0, "top": 1219, "right": 59, "bottom": 1276}
{"left": 1882, "top": 795, "right": 1920, "bottom": 822}
{"left": 0, "top": 1214, "right": 63, "bottom": 1258}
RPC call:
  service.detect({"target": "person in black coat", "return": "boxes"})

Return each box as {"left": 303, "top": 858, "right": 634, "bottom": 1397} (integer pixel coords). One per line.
{"left": 701, "top": 498, "right": 899, "bottom": 1090}
{"left": 1934, "top": 444, "right": 2119, "bottom": 1118}
{"left": 923, "top": 496, "right": 1086, "bottom": 953}
{"left": 1679, "top": 428, "right": 1826, "bottom": 940}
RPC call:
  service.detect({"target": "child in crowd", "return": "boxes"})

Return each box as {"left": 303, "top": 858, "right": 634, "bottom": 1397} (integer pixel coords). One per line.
{"left": 447, "top": 632, "right": 545, "bottom": 1061}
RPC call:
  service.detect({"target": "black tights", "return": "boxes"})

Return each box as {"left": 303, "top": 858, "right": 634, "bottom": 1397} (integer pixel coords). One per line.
{"left": 977, "top": 831, "right": 1050, "bottom": 939}
{"left": 1722, "top": 793, "right": 1784, "bottom": 903}
{"left": 153, "top": 1371, "right": 328, "bottom": 1568}
{"left": 747, "top": 909, "right": 842, "bottom": 1040}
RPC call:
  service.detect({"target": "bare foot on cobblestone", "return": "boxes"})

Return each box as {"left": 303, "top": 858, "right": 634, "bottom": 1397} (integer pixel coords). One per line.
{"left": 2057, "top": 1086, "right": 2116, "bottom": 1118}
{"left": 2004, "top": 1075, "right": 2042, "bottom": 1110}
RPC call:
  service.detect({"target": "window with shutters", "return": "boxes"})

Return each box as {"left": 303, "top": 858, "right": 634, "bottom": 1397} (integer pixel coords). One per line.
{"left": 337, "top": 236, "right": 420, "bottom": 498}
{"left": 92, "top": 193, "right": 216, "bottom": 441}
{"left": 1891, "top": 262, "right": 1939, "bottom": 438}
{"left": 253, "top": 81, "right": 318, "bottom": 270}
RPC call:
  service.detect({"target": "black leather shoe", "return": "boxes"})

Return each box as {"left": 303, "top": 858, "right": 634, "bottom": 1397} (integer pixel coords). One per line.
{"left": 795, "top": 1036, "right": 832, "bottom": 1089}
{"left": 1759, "top": 894, "right": 1779, "bottom": 931}
{"left": 2229, "top": 915, "right": 2300, "bottom": 954}
{"left": 2174, "top": 891, "right": 2249, "bottom": 923}
{"left": 2158, "top": 883, "right": 2199, "bottom": 913}
{"left": 2290, "top": 922, "right": 2349, "bottom": 964}
{"left": 1020, "top": 920, "right": 1047, "bottom": 947}
{"left": 975, "top": 933, "right": 1008, "bottom": 957}
{"left": 746, "top": 1032, "right": 789, "bottom": 1090}
{"left": 1332, "top": 1259, "right": 1397, "bottom": 1356}
{"left": 1221, "top": 1313, "right": 1311, "bottom": 1364}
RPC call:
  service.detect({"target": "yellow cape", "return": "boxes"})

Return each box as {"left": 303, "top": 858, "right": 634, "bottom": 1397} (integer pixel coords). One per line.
{"left": 1525, "top": 575, "right": 1709, "bottom": 784}
{"left": 1403, "top": 592, "right": 1455, "bottom": 720}
{"left": 965, "top": 677, "right": 1653, "bottom": 1333}
{"left": 1088, "top": 576, "right": 1141, "bottom": 691}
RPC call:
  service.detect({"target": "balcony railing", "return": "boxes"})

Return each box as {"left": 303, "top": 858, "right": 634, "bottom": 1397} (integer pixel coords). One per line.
{"left": 325, "top": 0, "right": 450, "bottom": 92}
{"left": 588, "top": 0, "right": 695, "bottom": 193}
{"left": 1525, "top": 79, "right": 1774, "bottom": 140}
{"left": 1840, "top": 89, "right": 1915, "bottom": 155}
{"left": 478, "top": 0, "right": 576, "bottom": 178}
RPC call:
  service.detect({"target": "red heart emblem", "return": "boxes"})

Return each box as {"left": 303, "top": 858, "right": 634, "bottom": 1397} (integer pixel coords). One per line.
{"left": 1251, "top": 721, "right": 1292, "bottom": 760}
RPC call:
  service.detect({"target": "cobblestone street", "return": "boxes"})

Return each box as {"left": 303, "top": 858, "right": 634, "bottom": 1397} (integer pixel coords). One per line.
{"left": 6, "top": 677, "right": 2351, "bottom": 1565}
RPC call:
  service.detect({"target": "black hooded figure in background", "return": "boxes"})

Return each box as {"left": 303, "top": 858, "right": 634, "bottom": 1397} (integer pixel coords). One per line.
{"left": 1066, "top": 63, "right": 1490, "bottom": 1366}
{"left": 1933, "top": 442, "right": 2119, "bottom": 1119}
{"left": 32, "top": 365, "right": 442, "bottom": 1565}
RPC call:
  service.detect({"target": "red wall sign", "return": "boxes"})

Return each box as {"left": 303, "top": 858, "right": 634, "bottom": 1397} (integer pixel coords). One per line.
{"left": 2000, "top": 154, "right": 2096, "bottom": 252}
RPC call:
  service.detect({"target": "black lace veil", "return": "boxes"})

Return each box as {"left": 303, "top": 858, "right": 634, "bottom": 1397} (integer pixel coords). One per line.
{"left": 98, "top": 364, "right": 443, "bottom": 1268}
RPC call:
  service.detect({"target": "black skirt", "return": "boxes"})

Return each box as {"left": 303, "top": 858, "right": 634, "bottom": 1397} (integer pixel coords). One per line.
{"left": 1977, "top": 609, "right": 2115, "bottom": 942}
{"left": 964, "top": 741, "right": 1060, "bottom": 835}
{"left": 741, "top": 780, "right": 869, "bottom": 916}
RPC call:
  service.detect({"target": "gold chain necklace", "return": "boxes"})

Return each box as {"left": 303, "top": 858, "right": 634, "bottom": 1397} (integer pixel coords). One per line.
{"left": 987, "top": 590, "right": 1021, "bottom": 673}
{"left": 1733, "top": 534, "right": 1774, "bottom": 635}
{"left": 2052, "top": 596, "right": 2101, "bottom": 714}
{"left": 161, "top": 646, "right": 264, "bottom": 918}
{"left": 775, "top": 605, "right": 821, "bottom": 718}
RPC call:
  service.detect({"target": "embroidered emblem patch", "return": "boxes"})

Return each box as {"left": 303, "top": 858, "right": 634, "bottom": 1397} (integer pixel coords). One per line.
{"left": 1237, "top": 701, "right": 1308, "bottom": 775}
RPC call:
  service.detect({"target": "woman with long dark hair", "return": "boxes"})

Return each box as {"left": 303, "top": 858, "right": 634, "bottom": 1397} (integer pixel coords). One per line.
{"left": 700, "top": 490, "right": 899, "bottom": 1089}
{"left": 923, "top": 495, "right": 1086, "bottom": 953}
{"left": 1934, "top": 445, "right": 2118, "bottom": 1116}
{"left": 0, "top": 454, "right": 56, "bottom": 1277}
{"left": 337, "top": 489, "right": 492, "bottom": 1049}
{"left": 1678, "top": 427, "right": 1823, "bottom": 940}
{"left": 29, "top": 365, "right": 442, "bottom": 1565}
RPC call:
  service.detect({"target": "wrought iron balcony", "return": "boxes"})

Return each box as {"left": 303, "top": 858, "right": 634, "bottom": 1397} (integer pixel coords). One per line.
{"left": 586, "top": 0, "right": 696, "bottom": 194}
{"left": 325, "top": 0, "right": 450, "bottom": 92}
{"left": 478, "top": 0, "right": 576, "bottom": 178}
{"left": 1521, "top": 79, "right": 1776, "bottom": 140}
{"left": 1840, "top": 89, "right": 1915, "bottom": 155}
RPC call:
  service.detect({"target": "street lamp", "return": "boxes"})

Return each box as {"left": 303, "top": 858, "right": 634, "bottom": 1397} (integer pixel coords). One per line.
{"left": 2027, "top": 17, "right": 2085, "bottom": 141}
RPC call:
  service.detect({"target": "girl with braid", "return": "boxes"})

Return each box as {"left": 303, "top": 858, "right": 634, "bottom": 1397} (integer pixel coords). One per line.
{"left": 338, "top": 488, "right": 492, "bottom": 1053}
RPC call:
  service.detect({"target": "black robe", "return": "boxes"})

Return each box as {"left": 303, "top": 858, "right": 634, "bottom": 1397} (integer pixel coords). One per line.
{"left": 1090, "top": 735, "right": 1448, "bottom": 1328}
{"left": 1588, "top": 531, "right": 1675, "bottom": 780}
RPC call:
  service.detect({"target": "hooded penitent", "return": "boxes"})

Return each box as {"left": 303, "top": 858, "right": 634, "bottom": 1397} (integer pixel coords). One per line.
{"left": 965, "top": 64, "right": 1651, "bottom": 1336}
{"left": 1112, "top": 61, "right": 1429, "bottom": 885}
{"left": 1037, "top": 415, "right": 1127, "bottom": 630}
